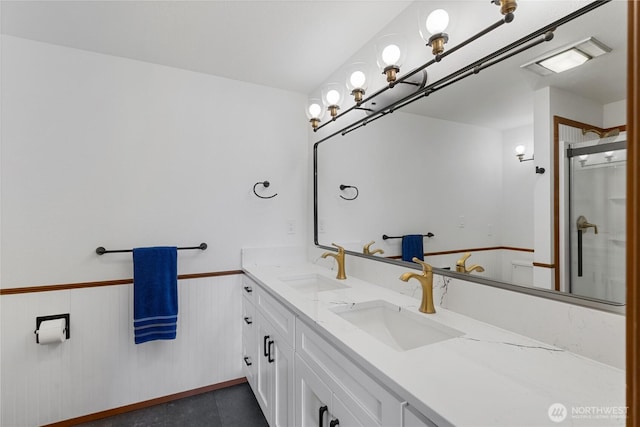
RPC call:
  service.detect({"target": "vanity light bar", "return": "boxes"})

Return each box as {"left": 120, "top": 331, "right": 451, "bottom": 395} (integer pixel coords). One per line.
{"left": 520, "top": 36, "right": 611, "bottom": 75}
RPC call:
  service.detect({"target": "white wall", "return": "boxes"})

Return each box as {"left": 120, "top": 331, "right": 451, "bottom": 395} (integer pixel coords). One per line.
{"left": 317, "top": 111, "right": 505, "bottom": 255}
{"left": 0, "top": 35, "right": 309, "bottom": 425}
{"left": 501, "top": 124, "right": 535, "bottom": 248}
{"left": 1, "top": 276, "right": 242, "bottom": 426}
{"left": 1, "top": 35, "right": 309, "bottom": 288}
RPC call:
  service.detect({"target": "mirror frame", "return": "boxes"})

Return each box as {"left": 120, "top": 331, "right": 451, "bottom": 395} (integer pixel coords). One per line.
{"left": 626, "top": 1, "right": 639, "bottom": 421}
{"left": 313, "top": 1, "right": 626, "bottom": 315}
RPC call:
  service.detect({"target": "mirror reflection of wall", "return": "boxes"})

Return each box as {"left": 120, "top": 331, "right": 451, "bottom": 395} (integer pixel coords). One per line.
{"left": 317, "top": 111, "right": 535, "bottom": 285}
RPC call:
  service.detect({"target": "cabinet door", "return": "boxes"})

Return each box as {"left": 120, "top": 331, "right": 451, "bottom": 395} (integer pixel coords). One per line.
{"left": 271, "top": 327, "right": 294, "bottom": 427}
{"left": 256, "top": 311, "right": 295, "bottom": 427}
{"left": 295, "top": 355, "right": 332, "bottom": 427}
{"left": 255, "top": 314, "right": 272, "bottom": 419}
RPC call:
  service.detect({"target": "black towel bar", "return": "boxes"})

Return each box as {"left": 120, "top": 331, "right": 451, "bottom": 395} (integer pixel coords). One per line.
{"left": 96, "top": 243, "right": 207, "bottom": 255}
{"left": 382, "top": 233, "right": 434, "bottom": 240}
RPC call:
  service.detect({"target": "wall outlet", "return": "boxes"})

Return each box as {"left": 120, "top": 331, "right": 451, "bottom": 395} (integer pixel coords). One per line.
{"left": 286, "top": 219, "right": 296, "bottom": 235}
{"left": 318, "top": 219, "right": 326, "bottom": 234}
{"left": 458, "top": 215, "right": 465, "bottom": 228}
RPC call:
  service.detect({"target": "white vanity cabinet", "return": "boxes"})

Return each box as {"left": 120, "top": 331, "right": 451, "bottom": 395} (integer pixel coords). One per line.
{"left": 243, "top": 273, "right": 437, "bottom": 427}
{"left": 242, "top": 276, "right": 295, "bottom": 427}
{"left": 295, "top": 319, "right": 403, "bottom": 427}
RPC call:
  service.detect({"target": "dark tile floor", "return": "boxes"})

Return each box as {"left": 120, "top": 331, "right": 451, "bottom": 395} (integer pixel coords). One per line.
{"left": 75, "top": 382, "right": 269, "bottom": 427}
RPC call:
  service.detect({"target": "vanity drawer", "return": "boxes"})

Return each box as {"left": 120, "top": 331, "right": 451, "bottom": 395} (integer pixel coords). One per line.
{"left": 242, "top": 297, "right": 255, "bottom": 338}
{"left": 255, "top": 283, "right": 295, "bottom": 348}
{"left": 242, "top": 276, "right": 256, "bottom": 303}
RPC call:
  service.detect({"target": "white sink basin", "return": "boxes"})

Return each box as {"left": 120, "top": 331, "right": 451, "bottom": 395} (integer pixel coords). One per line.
{"left": 331, "top": 300, "right": 463, "bottom": 351}
{"left": 279, "top": 273, "right": 349, "bottom": 293}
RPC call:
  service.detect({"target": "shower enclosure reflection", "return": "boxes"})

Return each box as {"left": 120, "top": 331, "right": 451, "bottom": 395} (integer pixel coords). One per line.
{"left": 564, "top": 130, "right": 627, "bottom": 303}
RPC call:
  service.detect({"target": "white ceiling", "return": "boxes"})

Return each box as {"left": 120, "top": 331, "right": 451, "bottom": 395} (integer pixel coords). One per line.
{"left": 1, "top": 1, "right": 627, "bottom": 130}
{"left": 0, "top": 0, "right": 412, "bottom": 94}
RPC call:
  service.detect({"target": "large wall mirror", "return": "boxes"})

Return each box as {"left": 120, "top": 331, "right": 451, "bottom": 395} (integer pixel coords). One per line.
{"left": 314, "top": 0, "right": 626, "bottom": 311}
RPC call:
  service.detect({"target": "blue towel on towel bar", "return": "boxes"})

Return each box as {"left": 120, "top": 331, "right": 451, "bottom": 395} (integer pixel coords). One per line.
{"left": 133, "top": 246, "right": 178, "bottom": 344}
{"left": 402, "top": 235, "right": 424, "bottom": 262}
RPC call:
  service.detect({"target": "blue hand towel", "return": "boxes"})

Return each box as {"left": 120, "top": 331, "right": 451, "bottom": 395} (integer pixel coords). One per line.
{"left": 133, "top": 246, "right": 178, "bottom": 344}
{"left": 402, "top": 235, "right": 424, "bottom": 262}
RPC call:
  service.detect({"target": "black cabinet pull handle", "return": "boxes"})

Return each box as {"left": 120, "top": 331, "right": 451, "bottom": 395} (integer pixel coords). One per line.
{"left": 243, "top": 356, "right": 252, "bottom": 366}
{"left": 263, "top": 335, "right": 270, "bottom": 357}
{"left": 244, "top": 316, "right": 253, "bottom": 325}
{"left": 329, "top": 419, "right": 340, "bottom": 427}
{"left": 268, "top": 340, "right": 275, "bottom": 363}
{"left": 319, "top": 405, "right": 328, "bottom": 427}
{"left": 243, "top": 286, "right": 253, "bottom": 293}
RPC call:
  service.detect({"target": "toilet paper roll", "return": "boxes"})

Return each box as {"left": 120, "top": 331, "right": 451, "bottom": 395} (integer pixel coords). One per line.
{"left": 37, "top": 318, "right": 66, "bottom": 344}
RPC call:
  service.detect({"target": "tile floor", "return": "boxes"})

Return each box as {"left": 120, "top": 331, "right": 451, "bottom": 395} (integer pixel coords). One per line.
{"left": 75, "top": 382, "right": 268, "bottom": 427}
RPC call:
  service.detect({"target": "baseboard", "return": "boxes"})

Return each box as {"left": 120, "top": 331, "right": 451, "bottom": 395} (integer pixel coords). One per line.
{"left": 42, "top": 377, "right": 248, "bottom": 427}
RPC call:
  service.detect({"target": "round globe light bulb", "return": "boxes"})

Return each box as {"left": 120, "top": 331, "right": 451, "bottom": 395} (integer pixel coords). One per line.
{"left": 350, "top": 71, "right": 367, "bottom": 89}
{"left": 381, "top": 44, "right": 401, "bottom": 66}
{"left": 326, "top": 89, "right": 341, "bottom": 106}
{"left": 579, "top": 155, "right": 589, "bottom": 161}
{"left": 426, "top": 9, "right": 449, "bottom": 35}
{"left": 515, "top": 145, "right": 526, "bottom": 155}
{"left": 308, "top": 103, "right": 322, "bottom": 118}
{"left": 605, "top": 151, "right": 614, "bottom": 157}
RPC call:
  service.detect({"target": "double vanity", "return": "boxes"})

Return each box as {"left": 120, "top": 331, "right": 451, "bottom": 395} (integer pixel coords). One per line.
{"left": 241, "top": 247, "right": 624, "bottom": 426}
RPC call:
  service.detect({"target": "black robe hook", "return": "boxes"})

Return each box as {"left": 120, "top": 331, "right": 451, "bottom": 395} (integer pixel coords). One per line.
{"left": 253, "top": 181, "right": 277, "bottom": 199}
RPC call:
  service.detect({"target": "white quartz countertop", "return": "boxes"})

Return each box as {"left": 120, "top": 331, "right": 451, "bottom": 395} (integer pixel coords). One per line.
{"left": 243, "top": 262, "right": 626, "bottom": 427}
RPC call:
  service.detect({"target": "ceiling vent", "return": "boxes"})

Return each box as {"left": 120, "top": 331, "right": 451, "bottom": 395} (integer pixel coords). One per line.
{"left": 521, "top": 37, "right": 611, "bottom": 76}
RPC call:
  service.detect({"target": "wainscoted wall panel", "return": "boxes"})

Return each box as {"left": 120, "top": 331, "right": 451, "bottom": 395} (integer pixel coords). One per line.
{"left": 0, "top": 275, "right": 242, "bottom": 426}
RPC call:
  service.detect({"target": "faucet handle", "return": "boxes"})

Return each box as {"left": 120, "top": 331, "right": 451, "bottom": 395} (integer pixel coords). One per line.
{"left": 331, "top": 243, "right": 345, "bottom": 253}
{"left": 411, "top": 257, "right": 433, "bottom": 274}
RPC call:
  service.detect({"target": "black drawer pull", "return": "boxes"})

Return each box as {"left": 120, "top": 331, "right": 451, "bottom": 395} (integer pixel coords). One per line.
{"left": 268, "top": 339, "right": 275, "bottom": 363}
{"left": 243, "top": 286, "right": 253, "bottom": 293}
{"left": 330, "top": 419, "right": 340, "bottom": 427}
{"left": 244, "top": 316, "right": 253, "bottom": 325}
{"left": 263, "top": 335, "right": 270, "bottom": 357}
{"left": 319, "top": 405, "right": 328, "bottom": 427}
{"left": 243, "top": 356, "right": 252, "bottom": 366}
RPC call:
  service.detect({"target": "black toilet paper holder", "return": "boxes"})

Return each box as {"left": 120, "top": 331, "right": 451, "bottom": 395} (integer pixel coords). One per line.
{"left": 35, "top": 313, "right": 70, "bottom": 343}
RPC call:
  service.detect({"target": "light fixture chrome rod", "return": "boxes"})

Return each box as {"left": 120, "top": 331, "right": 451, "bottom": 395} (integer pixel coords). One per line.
{"left": 313, "top": 81, "right": 400, "bottom": 132}
{"left": 340, "top": 111, "right": 390, "bottom": 137}
{"left": 341, "top": 0, "right": 610, "bottom": 134}
{"left": 345, "top": 35, "right": 551, "bottom": 136}
{"left": 426, "top": 34, "right": 550, "bottom": 96}
{"left": 313, "top": 0, "right": 611, "bottom": 147}
{"left": 313, "top": 13, "right": 513, "bottom": 133}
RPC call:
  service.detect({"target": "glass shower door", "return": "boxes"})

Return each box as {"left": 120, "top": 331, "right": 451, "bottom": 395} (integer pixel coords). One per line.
{"left": 567, "top": 137, "right": 626, "bottom": 303}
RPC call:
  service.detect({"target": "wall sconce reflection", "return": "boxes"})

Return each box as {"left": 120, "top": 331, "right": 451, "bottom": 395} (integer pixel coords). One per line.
{"left": 515, "top": 145, "right": 545, "bottom": 174}
{"left": 515, "top": 145, "right": 534, "bottom": 162}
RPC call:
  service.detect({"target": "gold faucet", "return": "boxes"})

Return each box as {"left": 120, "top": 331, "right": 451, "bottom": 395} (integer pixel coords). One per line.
{"left": 321, "top": 243, "right": 346, "bottom": 280}
{"left": 363, "top": 241, "right": 384, "bottom": 256}
{"left": 399, "top": 257, "right": 435, "bottom": 314}
{"left": 455, "top": 252, "right": 485, "bottom": 274}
